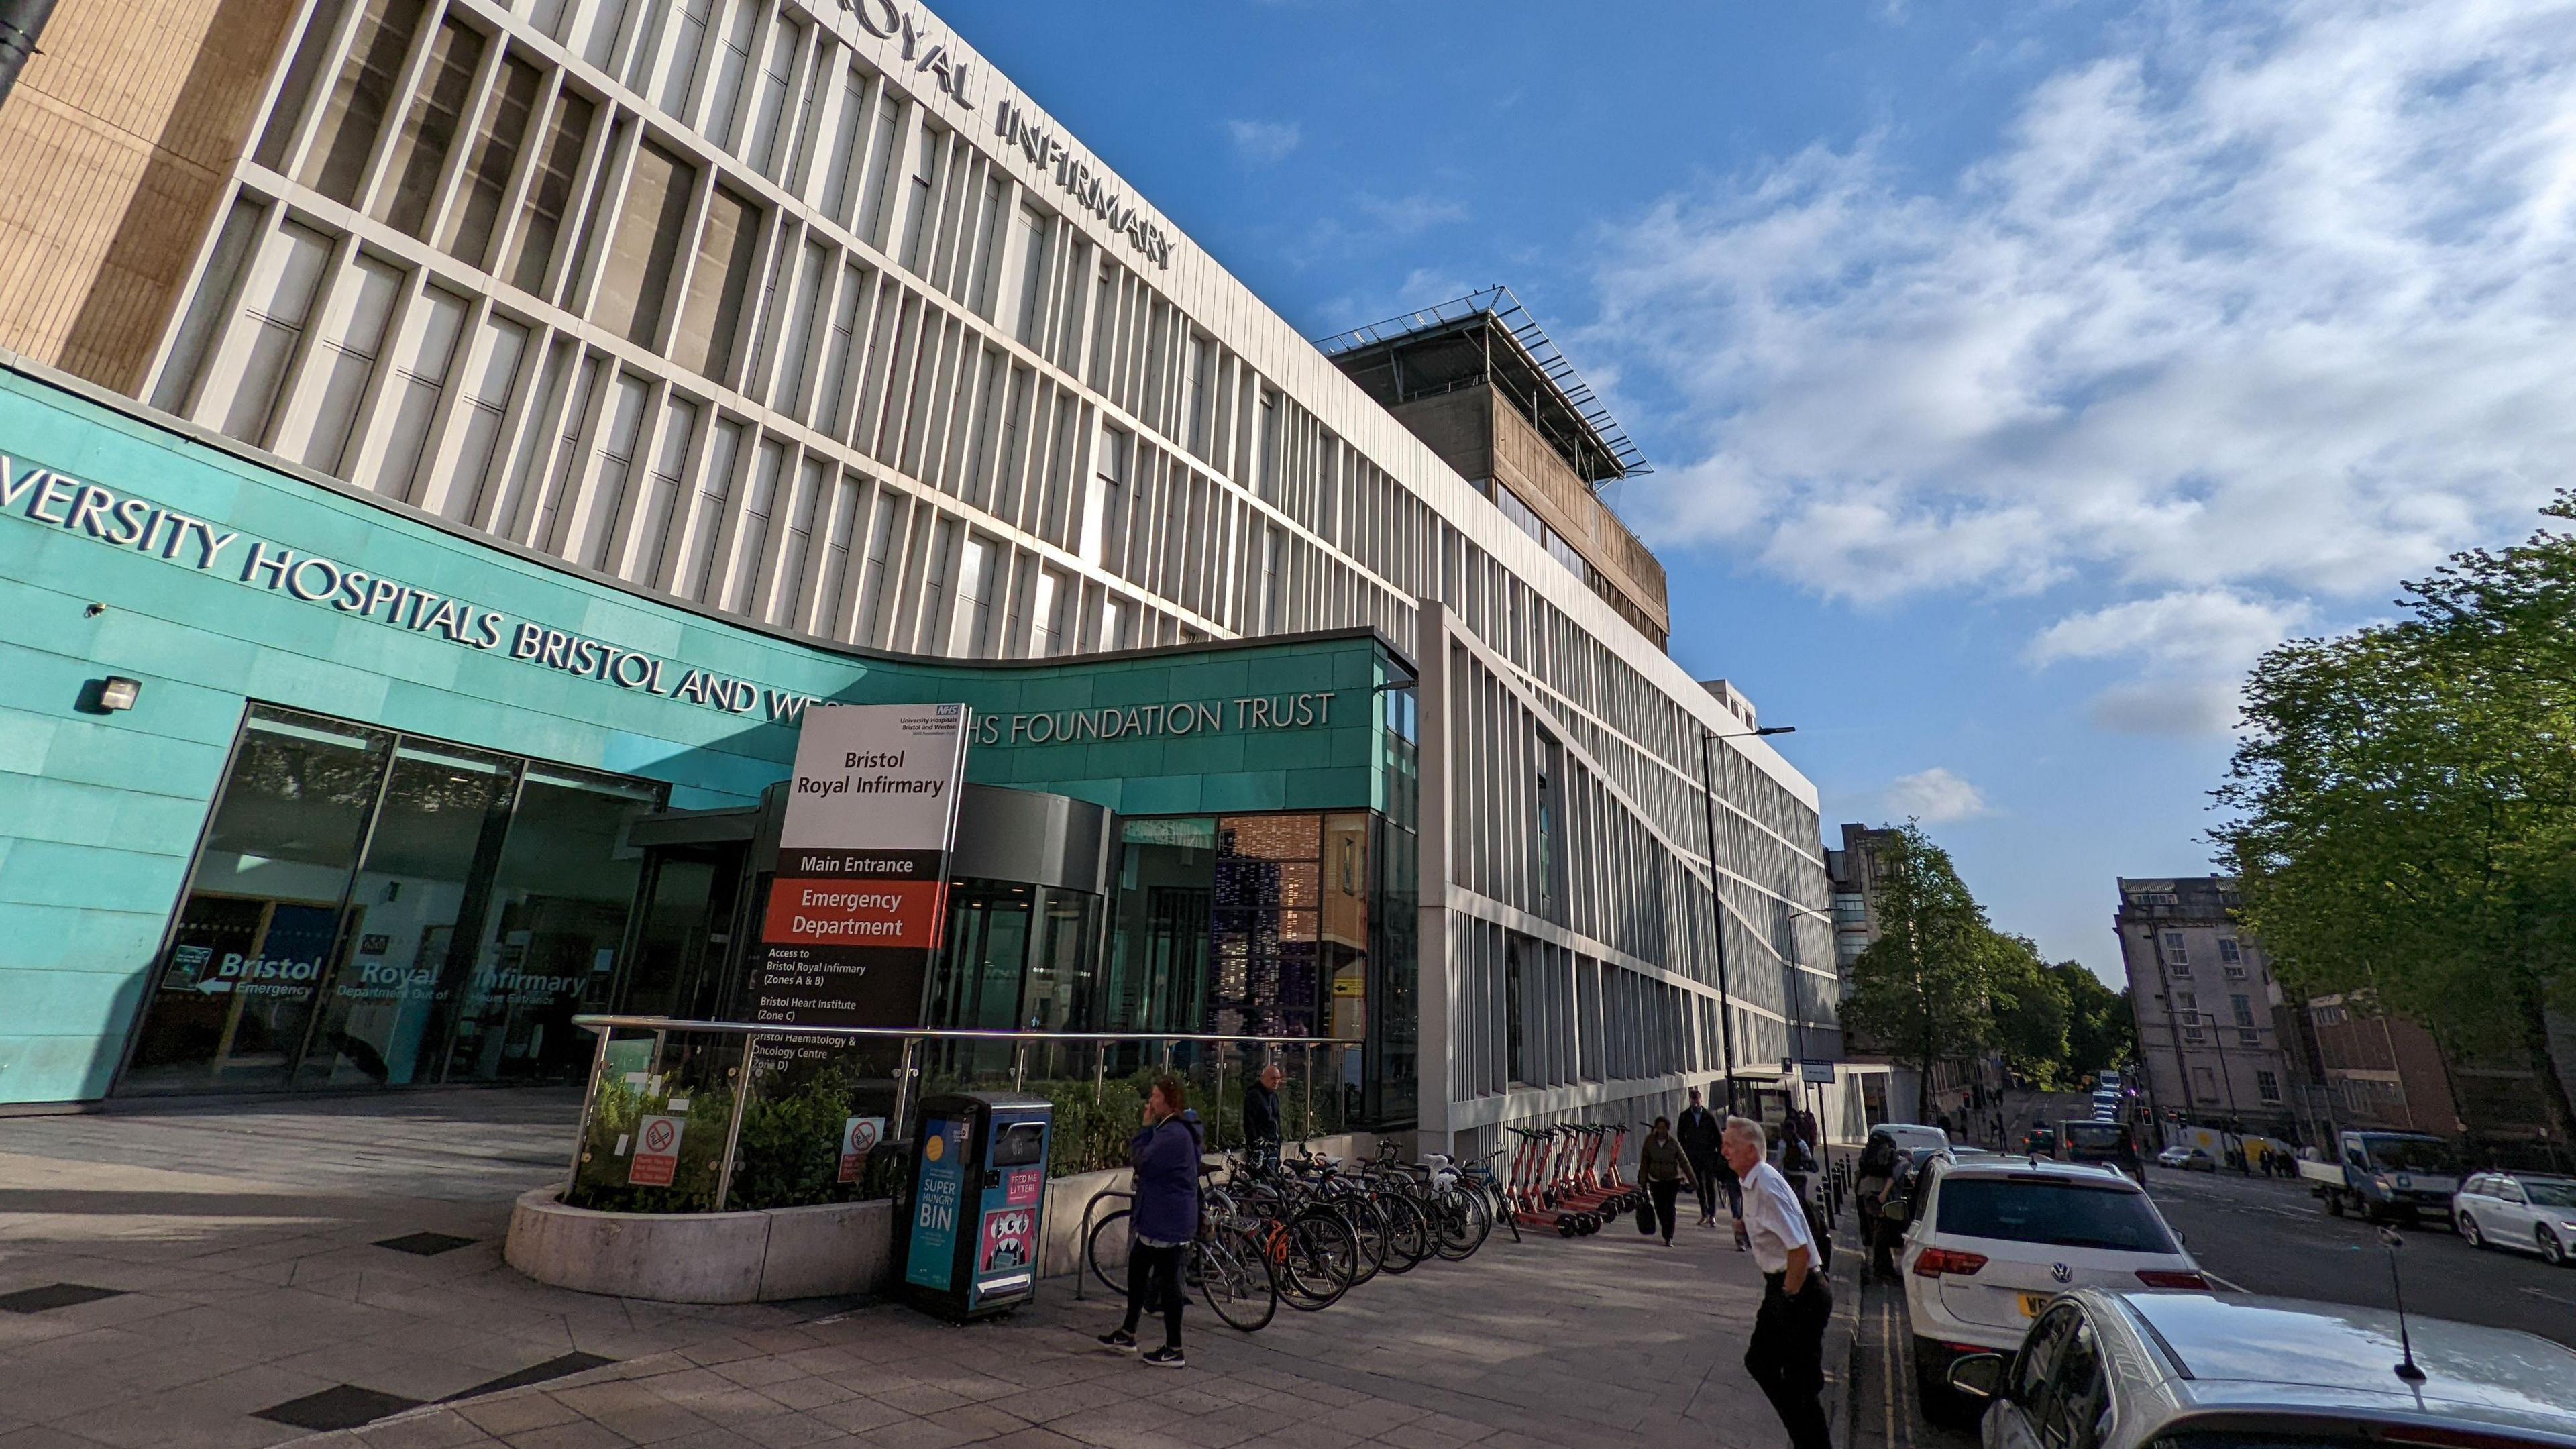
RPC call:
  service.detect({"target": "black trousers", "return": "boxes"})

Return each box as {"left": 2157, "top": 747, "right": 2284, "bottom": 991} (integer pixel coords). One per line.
{"left": 1648, "top": 1178, "right": 1682, "bottom": 1242}
{"left": 1685, "top": 1150, "right": 1723, "bottom": 1219}
{"left": 1746, "top": 1272, "right": 1833, "bottom": 1449}
{"left": 1120, "top": 1239, "right": 1186, "bottom": 1348}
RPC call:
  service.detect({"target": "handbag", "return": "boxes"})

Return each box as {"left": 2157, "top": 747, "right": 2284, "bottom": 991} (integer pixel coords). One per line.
{"left": 1635, "top": 1194, "right": 1657, "bottom": 1234}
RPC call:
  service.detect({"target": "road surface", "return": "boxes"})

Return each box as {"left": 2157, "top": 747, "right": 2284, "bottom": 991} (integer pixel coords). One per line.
{"left": 1847, "top": 1147, "right": 2576, "bottom": 1449}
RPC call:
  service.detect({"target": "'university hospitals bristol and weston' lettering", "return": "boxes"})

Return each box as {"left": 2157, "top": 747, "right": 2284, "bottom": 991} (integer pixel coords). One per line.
{"left": 1, "top": 451, "right": 820, "bottom": 724}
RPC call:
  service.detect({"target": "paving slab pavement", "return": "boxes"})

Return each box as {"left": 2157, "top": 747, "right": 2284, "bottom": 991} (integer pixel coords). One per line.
{"left": 287, "top": 1211, "right": 1860, "bottom": 1449}
{"left": 0, "top": 1093, "right": 1860, "bottom": 1449}
{"left": 0, "top": 1092, "right": 857, "bottom": 1449}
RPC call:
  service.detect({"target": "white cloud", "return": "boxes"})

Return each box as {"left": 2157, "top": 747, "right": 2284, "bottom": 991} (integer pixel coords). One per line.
{"left": 2027, "top": 588, "right": 2316, "bottom": 735}
{"left": 1224, "top": 119, "right": 1302, "bottom": 164}
{"left": 1594, "top": 0, "right": 2576, "bottom": 618}
{"left": 1884, "top": 767, "right": 1992, "bottom": 824}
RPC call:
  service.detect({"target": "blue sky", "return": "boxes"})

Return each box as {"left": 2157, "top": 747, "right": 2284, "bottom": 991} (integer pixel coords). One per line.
{"left": 939, "top": 1, "right": 2576, "bottom": 983}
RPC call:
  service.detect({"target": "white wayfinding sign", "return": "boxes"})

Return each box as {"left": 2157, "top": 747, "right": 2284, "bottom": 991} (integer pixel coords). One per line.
{"left": 755, "top": 703, "right": 969, "bottom": 1028}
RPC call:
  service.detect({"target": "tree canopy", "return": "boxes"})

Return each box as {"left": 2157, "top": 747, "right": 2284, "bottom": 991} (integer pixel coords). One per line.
{"left": 2214, "top": 494, "right": 2576, "bottom": 1148}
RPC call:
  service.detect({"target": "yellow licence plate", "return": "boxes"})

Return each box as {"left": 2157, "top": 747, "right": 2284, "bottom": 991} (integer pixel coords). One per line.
{"left": 2018, "top": 1293, "right": 2053, "bottom": 1318}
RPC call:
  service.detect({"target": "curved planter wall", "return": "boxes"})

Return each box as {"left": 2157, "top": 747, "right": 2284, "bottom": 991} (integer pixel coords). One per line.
{"left": 506, "top": 1190, "right": 894, "bottom": 1303}
{"left": 506, "top": 1133, "right": 1368, "bottom": 1303}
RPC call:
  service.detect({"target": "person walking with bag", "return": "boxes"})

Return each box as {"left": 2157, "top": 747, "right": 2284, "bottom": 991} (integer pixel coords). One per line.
{"left": 1099, "top": 1077, "right": 1200, "bottom": 1368}
{"left": 1635, "top": 1116, "right": 1695, "bottom": 1246}
{"left": 1676, "top": 1088, "right": 1725, "bottom": 1226}
{"left": 1726, "top": 1115, "right": 1833, "bottom": 1449}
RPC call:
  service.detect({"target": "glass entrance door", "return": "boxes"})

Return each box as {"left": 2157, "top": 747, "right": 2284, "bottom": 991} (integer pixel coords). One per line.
{"left": 123, "top": 704, "right": 666, "bottom": 1095}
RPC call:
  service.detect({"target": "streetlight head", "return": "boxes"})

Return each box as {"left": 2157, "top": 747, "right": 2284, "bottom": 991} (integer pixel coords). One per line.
{"left": 1754, "top": 725, "right": 1796, "bottom": 737}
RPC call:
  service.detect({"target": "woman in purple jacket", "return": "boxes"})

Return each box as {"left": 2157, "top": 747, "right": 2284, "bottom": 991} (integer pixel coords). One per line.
{"left": 1099, "top": 1077, "right": 1201, "bottom": 1366}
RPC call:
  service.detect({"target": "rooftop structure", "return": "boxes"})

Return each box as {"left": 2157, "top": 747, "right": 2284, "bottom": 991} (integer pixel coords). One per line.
{"left": 1321, "top": 287, "right": 1670, "bottom": 645}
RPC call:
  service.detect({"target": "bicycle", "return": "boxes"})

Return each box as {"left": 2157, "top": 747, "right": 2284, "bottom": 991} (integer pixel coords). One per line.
{"left": 1082, "top": 1187, "right": 1279, "bottom": 1333}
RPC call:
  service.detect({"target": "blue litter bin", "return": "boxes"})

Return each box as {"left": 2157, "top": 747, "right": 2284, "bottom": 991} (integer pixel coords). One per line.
{"left": 898, "top": 1091, "right": 1053, "bottom": 1321}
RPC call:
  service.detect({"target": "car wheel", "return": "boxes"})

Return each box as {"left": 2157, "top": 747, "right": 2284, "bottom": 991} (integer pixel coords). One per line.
{"left": 2325, "top": 1191, "right": 2345, "bottom": 1218}
{"left": 2544, "top": 1228, "right": 2569, "bottom": 1268}
{"left": 2459, "top": 1212, "right": 2484, "bottom": 1249}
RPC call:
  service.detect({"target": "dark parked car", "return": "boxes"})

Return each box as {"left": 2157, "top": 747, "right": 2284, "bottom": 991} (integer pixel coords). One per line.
{"left": 2057, "top": 1119, "right": 2144, "bottom": 1178}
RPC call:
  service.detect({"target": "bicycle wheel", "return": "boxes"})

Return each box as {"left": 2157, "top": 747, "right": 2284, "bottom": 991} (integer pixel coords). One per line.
{"left": 1377, "top": 1192, "right": 1431, "bottom": 1273}
{"left": 1432, "top": 1185, "right": 1492, "bottom": 1261}
{"left": 1085, "top": 1208, "right": 1132, "bottom": 1296}
{"left": 1277, "top": 1207, "right": 1357, "bottom": 1310}
{"left": 1338, "top": 1195, "right": 1388, "bottom": 1284}
{"left": 1197, "top": 1226, "right": 1277, "bottom": 1332}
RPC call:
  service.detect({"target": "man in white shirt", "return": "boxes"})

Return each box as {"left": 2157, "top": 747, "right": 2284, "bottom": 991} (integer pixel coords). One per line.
{"left": 1725, "top": 1115, "right": 1831, "bottom": 1449}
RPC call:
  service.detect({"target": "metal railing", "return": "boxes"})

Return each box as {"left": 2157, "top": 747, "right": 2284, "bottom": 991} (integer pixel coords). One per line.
{"left": 566, "top": 1016, "right": 1362, "bottom": 1214}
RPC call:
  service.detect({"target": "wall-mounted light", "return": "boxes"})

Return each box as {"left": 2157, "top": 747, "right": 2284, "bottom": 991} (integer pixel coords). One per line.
{"left": 81, "top": 676, "right": 142, "bottom": 714}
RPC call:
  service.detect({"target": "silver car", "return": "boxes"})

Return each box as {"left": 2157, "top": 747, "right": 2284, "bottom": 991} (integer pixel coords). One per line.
{"left": 2456, "top": 1171, "right": 2576, "bottom": 1266}
{"left": 1947, "top": 1289, "right": 2576, "bottom": 1449}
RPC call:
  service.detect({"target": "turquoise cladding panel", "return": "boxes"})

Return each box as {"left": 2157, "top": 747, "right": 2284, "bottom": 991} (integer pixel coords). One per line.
{"left": 0, "top": 366, "right": 1401, "bottom": 1104}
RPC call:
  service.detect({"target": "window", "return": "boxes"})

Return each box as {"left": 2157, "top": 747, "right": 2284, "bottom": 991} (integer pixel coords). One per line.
{"left": 951, "top": 534, "right": 994, "bottom": 655}
{"left": 2162, "top": 932, "right": 2188, "bottom": 964}
{"left": 209, "top": 223, "right": 336, "bottom": 444}
{"left": 1935, "top": 1179, "right": 2176, "bottom": 1253}
{"left": 2218, "top": 938, "right": 2241, "bottom": 964}
{"left": 2174, "top": 991, "right": 2196, "bottom": 1010}
{"left": 154, "top": 199, "right": 267, "bottom": 418}
{"left": 121, "top": 704, "right": 665, "bottom": 1095}
{"left": 508, "top": 90, "right": 598, "bottom": 294}
{"left": 677, "top": 417, "right": 743, "bottom": 600}
{"left": 442, "top": 55, "right": 542, "bottom": 268}
{"left": 373, "top": 19, "right": 485, "bottom": 239}
{"left": 282, "top": 253, "right": 403, "bottom": 474}
{"left": 299, "top": 0, "right": 428, "bottom": 205}
{"left": 2231, "top": 994, "right": 2256, "bottom": 1029}
{"left": 592, "top": 141, "right": 694, "bottom": 345}
{"left": 672, "top": 187, "right": 759, "bottom": 380}
{"left": 648, "top": 0, "right": 713, "bottom": 113}
{"left": 723, "top": 435, "right": 786, "bottom": 614}
{"left": 1079, "top": 429, "right": 1124, "bottom": 566}
{"left": 1027, "top": 567, "right": 1061, "bottom": 657}
{"left": 2256, "top": 1070, "right": 2281, "bottom": 1104}
{"left": 1012, "top": 206, "right": 1050, "bottom": 344}
{"left": 766, "top": 455, "right": 824, "bottom": 625}
{"left": 368, "top": 286, "right": 468, "bottom": 499}
{"left": 1504, "top": 943, "right": 1526, "bottom": 1085}
{"left": 702, "top": 0, "right": 759, "bottom": 147}
{"left": 743, "top": 15, "right": 801, "bottom": 175}
{"left": 900, "top": 123, "right": 940, "bottom": 268}
{"left": 433, "top": 314, "right": 526, "bottom": 521}
{"left": 632, "top": 396, "right": 697, "bottom": 584}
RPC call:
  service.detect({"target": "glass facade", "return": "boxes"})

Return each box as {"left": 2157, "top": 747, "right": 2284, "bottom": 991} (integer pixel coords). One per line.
{"left": 122, "top": 704, "right": 665, "bottom": 1094}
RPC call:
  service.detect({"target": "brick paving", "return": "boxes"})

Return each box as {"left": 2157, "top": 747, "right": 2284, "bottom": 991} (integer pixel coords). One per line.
{"left": 0, "top": 1095, "right": 1856, "bottom": 1449}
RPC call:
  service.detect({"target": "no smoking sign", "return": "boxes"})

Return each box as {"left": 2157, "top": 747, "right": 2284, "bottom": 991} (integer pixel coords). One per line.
{"left": 629, "top": 1114, "right": 684, "bottom": 1187}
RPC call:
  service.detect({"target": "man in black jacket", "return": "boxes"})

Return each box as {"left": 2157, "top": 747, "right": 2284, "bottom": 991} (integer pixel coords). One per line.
{"left": 1242, "top": 1061, "right": 1284, "bottom": 1173}
{"left": 1676, "top": 1087, "right": 1726, "bottom": 1226}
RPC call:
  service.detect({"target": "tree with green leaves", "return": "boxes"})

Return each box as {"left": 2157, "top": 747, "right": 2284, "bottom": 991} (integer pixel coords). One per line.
{"left": 1992, "top": 936, "right": 2071, "bottom": 1089}
{"left": 2061, "top": 967, "right": 2139, "bottom": 1079}
{"left": 2214, "top": 495, "right": 2576, "bottom": 1149}
{"left": 1838, "top": 822, "right": 2012, "bottom": 1121}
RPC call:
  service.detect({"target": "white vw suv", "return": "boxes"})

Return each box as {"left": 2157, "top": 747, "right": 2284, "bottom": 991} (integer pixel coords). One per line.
{"left": 1894, "top": 1155, "right": 2208, "bottom": 1410}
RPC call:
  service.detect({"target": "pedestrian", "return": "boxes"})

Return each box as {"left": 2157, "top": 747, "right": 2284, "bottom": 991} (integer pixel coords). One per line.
{"left": 1637, "top": 1115, "right": 1695, "bottom": 1246}
{"left": 1935, "top": 1110, "right": 1953, "bottom": 1138}
{"left": 1242, "top": 1060, "right": 1283, "bottom": 1174}
{"left": 1677, "top": 1088, "right": 1725, "bottom": 1225}
{"left": 1853, "top": 1132, "right": 1900, "bottom": 1281}
{"left": 1727, "top": 1116, "right": 1833, "bottom": 1449}
{"left": 1099, "top": 1077, "right": 1200, "bottom": 1368}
